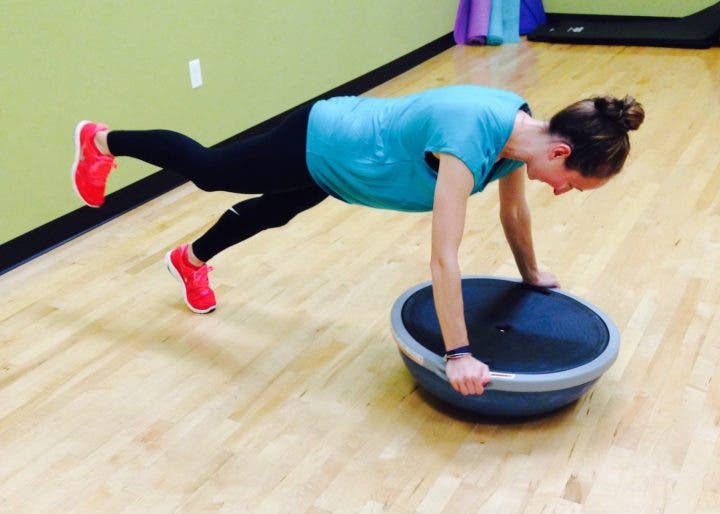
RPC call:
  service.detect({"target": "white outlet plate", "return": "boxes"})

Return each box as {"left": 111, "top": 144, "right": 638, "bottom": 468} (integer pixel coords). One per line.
{"left": 189, "top": 59, "right": 202, "bottom": 88}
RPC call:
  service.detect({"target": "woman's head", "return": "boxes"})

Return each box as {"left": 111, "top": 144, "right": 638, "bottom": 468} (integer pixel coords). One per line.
{"left": 549, "top": 95, "right": 645, "bottom": 178}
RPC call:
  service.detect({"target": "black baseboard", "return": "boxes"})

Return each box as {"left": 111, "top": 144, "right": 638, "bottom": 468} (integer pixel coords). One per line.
{"left": 529, "top": 2, "right": 720, "bottom": 48}
{"left": 0, "top": 32, "right": 454, "bottom": 276}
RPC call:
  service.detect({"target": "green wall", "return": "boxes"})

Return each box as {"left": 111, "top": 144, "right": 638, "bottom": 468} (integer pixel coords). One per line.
{"left": 1, "top": 1, "right": 455, "bottom": 245}
{"left": 544, "top": 0, "right": 717, "bottom": 17}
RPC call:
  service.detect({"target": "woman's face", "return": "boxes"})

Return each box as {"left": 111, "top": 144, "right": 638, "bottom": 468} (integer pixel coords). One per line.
{"left": 527, "top": 162, "right": 608, "bottom": 195}
{"left": 526, "top": 143, "right": 609, "bottom": 195}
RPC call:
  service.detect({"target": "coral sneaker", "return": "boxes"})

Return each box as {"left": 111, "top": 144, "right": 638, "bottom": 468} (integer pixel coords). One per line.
{"left": 165, "top": 244, "right": 217, "bottom": 313}
{"left": 71, "top": 120, "right": 117, "bottom": 207}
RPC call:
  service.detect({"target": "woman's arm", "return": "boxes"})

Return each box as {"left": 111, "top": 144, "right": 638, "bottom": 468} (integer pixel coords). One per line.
{"left": 432, "top": 153, "right": 491, "bottom": 396}
{"left": 498, "top": 166, "right": 559, "bottom": 287}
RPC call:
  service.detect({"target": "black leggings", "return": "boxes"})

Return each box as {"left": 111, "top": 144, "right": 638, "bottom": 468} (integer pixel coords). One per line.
{"left": 107, "top": 104, "right": 328, "bottom": 261}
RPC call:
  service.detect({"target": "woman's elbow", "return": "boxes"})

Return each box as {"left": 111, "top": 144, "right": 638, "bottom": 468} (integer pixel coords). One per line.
{"left": 500, "top": 205, "right": 529, "bottom": 227}
{"left": 430, "top": 253, "right": 459, "bottom": 277}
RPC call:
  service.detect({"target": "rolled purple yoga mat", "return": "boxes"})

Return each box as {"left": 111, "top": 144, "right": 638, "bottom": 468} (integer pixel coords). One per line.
{"left": 454, "top": 0, "right": 492, "bottom": 45}
{"left": 467, "top": 0, "right": 491, "bottom": 43}
{"left": 453, "top": 0, "right": 471, "bottom": 44}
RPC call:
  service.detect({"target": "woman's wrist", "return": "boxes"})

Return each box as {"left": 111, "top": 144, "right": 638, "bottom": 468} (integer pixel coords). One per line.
{"left": 521, "top": 268, "right": 539, "bottom": 284}
{"left": 444, "top": 345, "right": 472, "bottom": 361}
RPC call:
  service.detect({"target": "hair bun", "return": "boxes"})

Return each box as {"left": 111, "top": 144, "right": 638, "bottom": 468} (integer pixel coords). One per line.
{"left": 594, "top": 95, "right": 645, "bottom": 131}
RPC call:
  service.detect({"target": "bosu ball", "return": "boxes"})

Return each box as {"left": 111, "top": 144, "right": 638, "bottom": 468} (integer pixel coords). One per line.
{"left": 390, "top": 276, "right": 620, "bottom": 417}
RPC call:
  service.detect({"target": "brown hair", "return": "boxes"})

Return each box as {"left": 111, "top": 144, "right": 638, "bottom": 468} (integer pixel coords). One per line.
{"left": 549, "top": 95, "right": 645, "bottom": 178}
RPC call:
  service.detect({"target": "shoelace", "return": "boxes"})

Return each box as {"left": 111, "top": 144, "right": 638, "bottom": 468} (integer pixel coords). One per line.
{"left": 189, "top": 265, "right": 214, "bottom": 290}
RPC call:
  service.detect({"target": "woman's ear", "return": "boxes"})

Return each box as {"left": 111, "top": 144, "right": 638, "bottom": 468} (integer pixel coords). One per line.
{"left": 549, "top": 142, "right": 572, "bottom": 160}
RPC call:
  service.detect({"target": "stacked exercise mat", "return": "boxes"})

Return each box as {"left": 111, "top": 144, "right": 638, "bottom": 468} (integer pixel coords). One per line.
{"left": 528, "top": 2, "right": 720, "bottom": 49}
{"left": 454, "top": 0, "right": 547, "bottom": 45}
{"left": 455, "top": 1, "right": 720, "bottom": 49}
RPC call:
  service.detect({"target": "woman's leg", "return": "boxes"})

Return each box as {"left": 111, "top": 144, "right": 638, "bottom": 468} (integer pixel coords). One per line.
{"left": 192, "top": 186, "right": 329, "bottom": 262}
{"left": 165, "top": 185, "right": 327, "bottom": 313}
{"left": 105, "top": 104, "right": 314, "bottom": 194}
{"left": 71, "top": 103, "right": 324, "bottom": 313}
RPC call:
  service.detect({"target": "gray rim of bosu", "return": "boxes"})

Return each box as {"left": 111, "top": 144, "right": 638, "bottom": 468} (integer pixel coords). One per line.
{"left": 390, "top": 276, "right": 620, "bottom": 393}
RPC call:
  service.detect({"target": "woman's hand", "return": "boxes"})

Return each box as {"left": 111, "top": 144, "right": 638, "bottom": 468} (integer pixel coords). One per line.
{"left": 523, "top": 269, "right": 560, "bottom": 288}
{"left": 446, "top": 355, "right": 492, "bottom": 396}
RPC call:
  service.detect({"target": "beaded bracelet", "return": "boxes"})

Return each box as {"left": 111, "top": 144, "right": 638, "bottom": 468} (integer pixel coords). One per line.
{"left": 444, "top": 345, "right": 472, "bottom": 361}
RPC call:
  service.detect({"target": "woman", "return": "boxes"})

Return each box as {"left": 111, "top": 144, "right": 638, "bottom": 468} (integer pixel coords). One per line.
{"left": 70, "top": 84, "right": 644, "bottom": 396}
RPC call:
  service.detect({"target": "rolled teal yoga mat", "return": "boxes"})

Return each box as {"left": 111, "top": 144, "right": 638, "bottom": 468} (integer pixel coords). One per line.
{"left": 488, "top": 0, "right": 521, "bottom": 45}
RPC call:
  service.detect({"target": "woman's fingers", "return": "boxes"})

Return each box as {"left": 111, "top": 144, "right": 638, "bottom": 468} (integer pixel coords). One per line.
{"left": 447, "top": 356, "right": 491, "bottom": 396}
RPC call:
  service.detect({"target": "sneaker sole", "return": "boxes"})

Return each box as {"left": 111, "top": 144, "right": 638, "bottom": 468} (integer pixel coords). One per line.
{"left": 71, "top": 120, "right": 102, "bottom": 208}
{"left": 164, "top": 251, "right": 216, "bottom": 314}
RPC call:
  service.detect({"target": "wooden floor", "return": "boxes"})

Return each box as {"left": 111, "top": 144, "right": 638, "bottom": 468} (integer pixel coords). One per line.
{"left": 2, "top": 41, "right": 720, "bottom": 513}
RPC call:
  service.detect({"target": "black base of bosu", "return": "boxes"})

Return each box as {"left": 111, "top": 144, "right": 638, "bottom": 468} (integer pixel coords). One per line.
{"left": 400, "top": 354, "right": 599, "bottom": 418}
{"left": 390, "top": 277, "right": 620, "bottom": 418}
{"left": 528, "top": 2, "right": 720, "bottom": 49}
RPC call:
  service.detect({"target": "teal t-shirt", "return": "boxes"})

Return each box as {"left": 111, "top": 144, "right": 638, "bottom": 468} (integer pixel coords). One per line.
{"left": 305, "top": 85, "right": 528, "bottom": 212}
